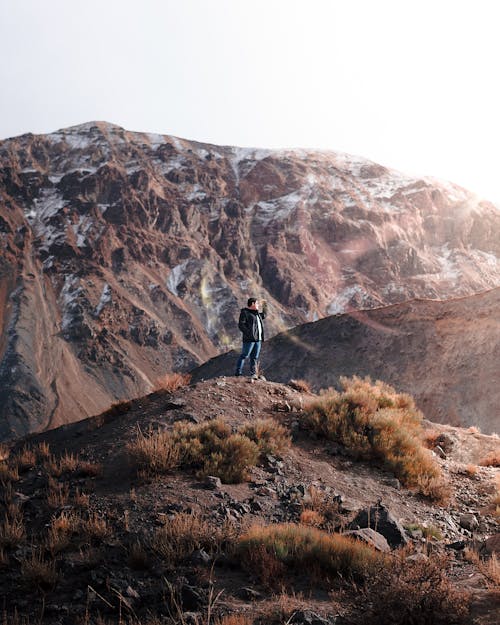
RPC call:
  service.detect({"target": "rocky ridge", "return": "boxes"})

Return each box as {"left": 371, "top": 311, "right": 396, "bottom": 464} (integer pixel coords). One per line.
{"left": 193, "top": 287, "right": 500, "bottom": 434}
{"left": 1, "top": 121, "right": 500, "bottom": 438}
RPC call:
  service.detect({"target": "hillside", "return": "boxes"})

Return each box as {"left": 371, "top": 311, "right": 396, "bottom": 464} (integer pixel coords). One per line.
{"left": 1, "top": 121, "right": 500, "bottom": 439}
{"left": 0, "top": 377, "right": 498, "bottom": 624}
{"left": 192, "top": 288, "right": 500, "bottom": 434}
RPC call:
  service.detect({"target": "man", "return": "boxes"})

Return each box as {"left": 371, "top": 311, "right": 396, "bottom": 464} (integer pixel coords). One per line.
{"left": 235, "top": 297, "right": 267, "bottom": 378}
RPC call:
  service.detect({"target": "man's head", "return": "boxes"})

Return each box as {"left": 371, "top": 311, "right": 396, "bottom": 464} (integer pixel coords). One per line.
{"left": 247, "top": 297, "right": 258, "bottom": 310}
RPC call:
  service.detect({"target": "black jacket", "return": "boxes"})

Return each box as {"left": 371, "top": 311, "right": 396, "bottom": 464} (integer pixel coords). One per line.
{"left": 238, "top": 307, "right": 266, "bottom": 342}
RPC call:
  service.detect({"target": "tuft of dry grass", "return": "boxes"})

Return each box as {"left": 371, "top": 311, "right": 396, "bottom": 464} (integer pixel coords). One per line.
{"left": 299, "top": 509, "right": 325, "bottom": 527}
{"left": 479, "top": 451, "right": 500, "bottom": 467}
{"left": 20, "top": 548, "right": 58, "bottom": 589}
{"left": 215, "top": 615, "right": 253, "bottom": 625}
{"left": 155, "top": 371, "right": 191, "bottom": 392}
{"left": 366, "top": 549, "right": 470, "bottom": 624}
{"left": 0, "top": 461, "right": 19, "bottom": 483}
{"left": 0, "top": 506, "right": 25, "bottom": 548}
{"left": 238, "top": 522, "right": 383, "bottom": 585}
{"left": 303, "top": 376, "right": 447, "bottom": 500}
{"left": 127, "top": 427, "right": 181, "bottom": 475}
{"left": 46, "top": 477, "right": 70, "bottom": 508}
{"left": 17, "top": 447, "right": 37, "bottom": 472}
{"left": 46, "top": 511, "right": 81, "bottom": 554}
{"left": 288, "top": 379, "right": 312, "bottom": 393}
{"left": 82, "top": 512, "right": 110, "bottom": 540}
{"left": 241, "top": 418, "right": 291, "bottom": 457}
{"left": 153, "top": 512, "right": 237, "bottom": 566}
{"left": 128, "top": 540, "right": 151, "bottom": 570}
{"left": 35, "top": 441, "right": 50, "bottom": 460}
{"left": 302, "top": 485, "right": 344, "bottom": 529}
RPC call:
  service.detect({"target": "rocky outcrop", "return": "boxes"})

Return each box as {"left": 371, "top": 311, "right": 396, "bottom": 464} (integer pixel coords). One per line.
{"left": 1, "top": 121, "right": 499, "bottom": 438}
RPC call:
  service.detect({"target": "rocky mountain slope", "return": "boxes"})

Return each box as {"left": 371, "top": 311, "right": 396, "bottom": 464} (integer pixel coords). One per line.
{"left": 193, "top": 288, "right": 500, "bottom": 434}
{"left": 1, "top": 121, "right": 500, "bottom": 439}
{"left": 0, "top": 378, "right": 498, "bottom": 624}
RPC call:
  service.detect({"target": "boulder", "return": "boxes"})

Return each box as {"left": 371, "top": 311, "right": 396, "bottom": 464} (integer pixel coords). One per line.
{"left": 348, "top": 502, "right": 409, "bottom": 549}
{"left": 344, "top": 528, "right": 391, "bottom": 552}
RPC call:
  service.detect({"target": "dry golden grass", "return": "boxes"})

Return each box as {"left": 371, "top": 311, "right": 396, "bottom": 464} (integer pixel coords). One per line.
{"left": 238, "top": 522, "right": 382, "bottom": 584}
{"left": 17, "top": 447, "right": 37, "bottom": 472}
{"left": 35, "top": 441, "right": 50, "bottom": 460}
{"left": 20, "top": 548, "right": 58, "bottom": 588}
{"left": 299, "top": 509, "right": 325, "bottom": 527}
{"left": 153, "top": 512, "right": 237, "bottom": 566}
{"left": 127, "top": 427, "right": 181, "bottom": 475}
{"left": 366, "top": 549, "right": 470, "bottom": 624}
{"left": 46, "top": 477, "right": 70, "bottom": 508}
{"left": 128, "top": 540, "right": 150, "bottom": 570}
{"left": 73, "top": 488, "right": 90, "bottom": 509}
{"left": 304, "top": 376, "right": 446, "bottom": 500}
{"left": 155, "top": 371, "right": 191, "bottom": 392}
{"left": 46, "top": 511, "right": 81, "bottom": 554}
{"left": 82, "top": 512, "right": 110, "bottom": 540}
{"left": 0, "top": 506, "right": 25, "bottom": 548}
{"left": 76, "top": 460, "right": 103, "bottom": 477}
{"left": 302, "top": 485, "right": 343, "bottom": 528}
{"left": 465, "top": 464, "right": 478, "bottom": 477}
{"left": 479, "top": 451, "right": 500, "bottom": 467}
{"left": 241, "top": 418, "right": 291, "bottom": 457}
{"left": 0, "top": 461, "right": 19, "bottom": 482}
{"left": 288, "top": 379, "right": 312, "bottom": 393}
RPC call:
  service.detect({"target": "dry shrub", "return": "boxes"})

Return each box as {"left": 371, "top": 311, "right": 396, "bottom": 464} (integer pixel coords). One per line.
{"left": 238, "top": 523, "right": 382, "bottom": 584}
{"left": 173, "top": 419, "right": 259, "bottom": 483}
{"left": 0, "top": 461, "right": 19, "bottom": 483}
{"left": 416, "top": 474, "right": 452, "bottom": 504}
{"left": 156, "top": 372, "right": 191, "bottom": 392}
{"left": 479, "top": 451, "right": 500, "bottom": 467}
{"left": 0, "top": 506, "right": 25, "bottom": 548}
{"left": 239, "top": 541, "right": 286, "bottom": 590}
{"left": 46, "top": 511, "right": 81, "bottom": 554}
{"left": 127, "top": 427, "right": 181, "bottom": 475}
{"left": 153, "top": 512, "right": 237, "bottom": 565}
{"left": 304, "top": 376, "right": 445, "bottom": 499}
{"left": 36, "top": 441, "right": 50, "bottom": 460}
{"left": 20, "top": 548, "right": 58, "bottom": 589}
{"left": 75, "top": 460, "right": 103, "bottom": 477}
{"left": 17, "top": 447, "right": 37, "bottom": 472}
{"left": 46, "top": 478, "right": 70, "bottom": 508}
{"left": 366, "top": 550, "right": 470, "bottom": 624}
{"left": 0, "top": 444, "right": 9, "bottom": 462}
{"left": 73, "top": 488, "right": 90, "bottom": 508}
{"left": 465, "top": 547, "right": 500, "bottom": 588}
{"left": 241, "top": 418, "right": 291, "bottom": 457}
{"left": 128, "top": 540, "right": 150, "bottom": 570}
{"left": 288, "top": 379, "right": 312, "bottom": 393}
{"left": 465, "top": 464, "right": 478, "bottom": 477}
{"left": 299, "top": 509, "right": 325, "bottom": 527}
{"left": 302, "top": 485, "right": 343, "bottom": 528}
{"left": 82, "top": 512, "right": 110, "bottom": 540}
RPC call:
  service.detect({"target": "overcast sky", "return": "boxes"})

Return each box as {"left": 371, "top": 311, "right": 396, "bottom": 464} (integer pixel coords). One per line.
{"left": 1, "top": 0, "right": 499, "bottom": 201}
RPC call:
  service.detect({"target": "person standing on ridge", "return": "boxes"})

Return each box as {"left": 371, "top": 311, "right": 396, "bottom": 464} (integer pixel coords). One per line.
{"left": 235, "top": 297, "right": 267, "bottom": 378}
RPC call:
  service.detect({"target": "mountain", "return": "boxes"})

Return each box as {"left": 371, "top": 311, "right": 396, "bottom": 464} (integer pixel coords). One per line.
{"left": 1, "top": 121, "right": 500, "bottom": 439}
{"left": 1, "top": 377, "right": 499, "bottom": 624}
{"left": 192, "top": 288, "right": 500, "bottom": 434}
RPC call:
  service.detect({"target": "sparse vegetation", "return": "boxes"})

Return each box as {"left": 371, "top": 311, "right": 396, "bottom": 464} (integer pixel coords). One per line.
{"left": 0, "top": 506, "right": 25, "bottom": 548}
{"left": 479, "top": 450, "right": 500, "bottom": 467}
{"left": 238, "top": 523, "right": 383, "bottom": 585}
{"left": 404, "top": 523, "right": 443, "bottom": 540}
{"left": 155, "top": 371, "right": 191, "bottom": 392}
{"left": 129, "top": 417, "right": 291, "bottom": 483}
{"left": 20, "top": 548, "right": 58, "bottom": 589}
{"left": 153, "top": 512, "right": 237, "bottom": 566}
{"left": 366, "top": 549, "right": 470, "bottom": 624}
{"left": 303, "top": 376, "right": 448, "bottom": 500}
{"left": 241, "top": 418, "right": 291, "bottom": 457}
{"left": 288, "top": 379, "right": 312, "bottom": 393}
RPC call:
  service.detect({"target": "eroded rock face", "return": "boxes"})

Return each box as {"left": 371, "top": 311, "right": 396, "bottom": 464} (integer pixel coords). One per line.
{"left": 1, "top": 121, "right": 499, "bottom": 439}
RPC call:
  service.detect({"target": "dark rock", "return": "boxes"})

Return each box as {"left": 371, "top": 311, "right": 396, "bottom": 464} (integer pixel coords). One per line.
{"left": 205, "top": 476, "right": 222, "bottom": 490}
{"left": 460, "top": 513, "right": 479, "bottom": 531}
{"left": 190, "top": 549, "right": 212, "bottom": 566}
{"left": 348, "top": 502, "right": 409, "bottom": 549}
{"left": 289, "top": 610, "right": 336, "bottom": 625}
{"left": 236, "top": 587, "right": 263, "bottom": 600}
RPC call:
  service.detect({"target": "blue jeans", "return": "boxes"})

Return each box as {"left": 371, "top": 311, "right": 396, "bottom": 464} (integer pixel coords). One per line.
{"left": 235, "top": 341, "right": 262, "bottom": 376}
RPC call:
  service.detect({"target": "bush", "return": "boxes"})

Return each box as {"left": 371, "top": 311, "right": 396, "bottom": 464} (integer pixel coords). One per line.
{"left": 127, "top": 427, "right": 181, "bottom": 475}
{"left": 155, "top": 372, "right": 191, "bottom": 392}
{"left": 238, "top": 523, "right": 382, "bottom": 584}
{"left": 241, "top": 418, "right": 291, "bottom": 457}
{"left": 153, "top": 512, "right": 237, "bottom": 566}
{"left": 365, "top": 550, "right": 470, "bottom": 624}
{"left": 288, "top": 379, "right": 312, "bottom": 393}
{"left": 479, "top": 451, "right": 500, "bottom": 467}
{"left": 303, "top": 377, "right": 446, "bottom": 499}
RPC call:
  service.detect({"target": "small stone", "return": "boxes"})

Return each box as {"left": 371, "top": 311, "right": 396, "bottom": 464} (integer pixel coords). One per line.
{"left": 459, "top": 513, "right": 479, "bottom": 531}
{"left": 344, "top": 528, "right": 391, "bottom": 552}
{"left": 406, "top": 552, "right": 429, "bottom": 563}
{"left": 205, "top": 476, "right": 222, "bottom": 490}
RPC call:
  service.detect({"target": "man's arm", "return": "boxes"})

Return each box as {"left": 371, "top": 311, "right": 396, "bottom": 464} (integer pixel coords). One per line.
{"left": 238, "top": 309, "right": 248, "bottom": 332}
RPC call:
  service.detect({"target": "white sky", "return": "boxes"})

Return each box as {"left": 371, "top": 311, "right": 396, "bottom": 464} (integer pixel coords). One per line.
{"left": 1, "top": 0, "right": 499, "bottom": 201}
